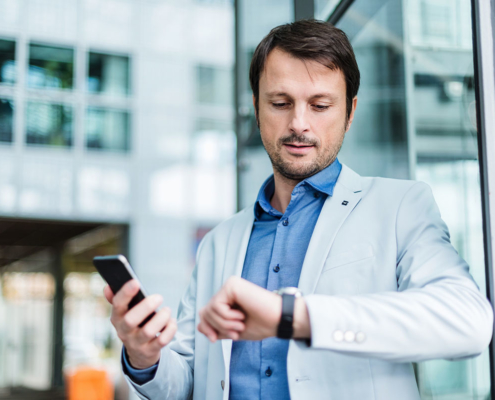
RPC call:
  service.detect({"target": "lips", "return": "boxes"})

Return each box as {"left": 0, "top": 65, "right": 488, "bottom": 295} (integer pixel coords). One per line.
{"left": 285, "top": 144, "right": 313, "bottom": 148}
{"left": 283, "top": 143, "right": 315, "bottom": 155}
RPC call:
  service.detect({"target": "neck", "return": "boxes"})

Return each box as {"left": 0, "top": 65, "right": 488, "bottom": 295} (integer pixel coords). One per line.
{"left": 269, "top": 171, "right": 301, "bottom": 214}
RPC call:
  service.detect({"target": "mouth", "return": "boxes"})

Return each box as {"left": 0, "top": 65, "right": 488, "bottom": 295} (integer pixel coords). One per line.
{"left": 283, "top": 143, "right": 315, "bottom": 155}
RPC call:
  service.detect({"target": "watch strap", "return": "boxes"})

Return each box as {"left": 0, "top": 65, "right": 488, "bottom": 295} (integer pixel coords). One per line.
{"left": 277, "top": 293, "right": 296, "bottom": 339}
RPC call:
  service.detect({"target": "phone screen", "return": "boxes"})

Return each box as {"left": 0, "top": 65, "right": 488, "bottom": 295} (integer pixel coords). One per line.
{"left": 93, "top": 255, "right": 155, "bottom": 327}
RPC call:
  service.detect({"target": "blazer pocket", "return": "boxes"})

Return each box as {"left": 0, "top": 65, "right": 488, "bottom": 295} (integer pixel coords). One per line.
{"left": 316, "top": 244, "right": 375, "bottom": 295}
{"left": 322, "top": 244, "right": 374, "bottom": 273}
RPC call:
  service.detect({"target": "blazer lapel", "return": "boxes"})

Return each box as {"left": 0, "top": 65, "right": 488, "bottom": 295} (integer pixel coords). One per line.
{"left": 298, "top": 164, "right": 364, "bottom": 295}
{"left": 220, "top": 207, "right": 254, "bottom": 382}
{"left": 221, "top": 208, "right": 255, "bottom": 284}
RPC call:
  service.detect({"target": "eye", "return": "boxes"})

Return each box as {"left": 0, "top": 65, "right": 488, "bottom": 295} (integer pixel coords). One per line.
{"left": 272, "top": 103, "right": 290, "bottom": 108}
{"left": 312, "top": 104, "right": 330, "bottom": 111}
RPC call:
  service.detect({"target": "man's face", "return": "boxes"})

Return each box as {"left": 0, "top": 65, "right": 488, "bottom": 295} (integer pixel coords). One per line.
{"left": 255, "top": 48, "right": 357, "bottom": 181}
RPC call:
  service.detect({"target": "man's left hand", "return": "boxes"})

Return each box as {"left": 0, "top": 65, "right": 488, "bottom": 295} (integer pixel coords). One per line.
{"left": 197, "top": 276, "right": 311, "bottom": 342}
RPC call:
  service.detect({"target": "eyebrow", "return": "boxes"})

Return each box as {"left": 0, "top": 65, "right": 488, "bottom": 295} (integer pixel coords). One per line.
{"left": 265, "top": 91, "right": 339, "bottom": 102}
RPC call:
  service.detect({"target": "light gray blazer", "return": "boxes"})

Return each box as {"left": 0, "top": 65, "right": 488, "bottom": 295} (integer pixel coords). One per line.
{"left": 124, "top": 164, "right": 493, "bottom": 400}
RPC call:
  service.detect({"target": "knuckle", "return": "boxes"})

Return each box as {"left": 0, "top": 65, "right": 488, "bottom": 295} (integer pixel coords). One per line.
{"left": 161, "top": 307, "right": 171, "bottom": 319}
{"left": 141, "top": 327, "right": 155, "bottom": 340}
{"left": 158, "top": 332, "right": 170, "bottom": 346}
{"left": 226, "top": 276, "right": 238, "bottom": 286}
{"left": 212, "top": 302, "right": 221, "bottom": 313}
{"left": 122, "top": 314, "right": 134, "bottom": 329}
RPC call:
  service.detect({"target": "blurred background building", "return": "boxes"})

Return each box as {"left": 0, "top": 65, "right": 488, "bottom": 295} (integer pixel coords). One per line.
{"left": 0, "top": 0, "right": 493, "bottom": 399}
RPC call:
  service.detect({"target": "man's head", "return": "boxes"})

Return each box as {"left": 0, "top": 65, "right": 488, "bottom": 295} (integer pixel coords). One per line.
{"left": 249, "top": 19, "right": 360, "bottom": 181}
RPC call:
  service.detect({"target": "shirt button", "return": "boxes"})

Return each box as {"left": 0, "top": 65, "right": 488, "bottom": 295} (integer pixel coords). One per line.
{"left": 282, "top": 219, "right": 289, "bottom": 226}
{"left": 265, "top": 367, "right": 272, "bottom": 377}
{"left": 273, "top": 264, "right": 280, "bottom": 272}
{"left": 333, "top": 330, "right": 344, "bottom": 342}
{"left": 344, "top": 331, "right": 355, "bottom": 342}
{"left": 356, "top": 332, "right": 366, "bottom": 343}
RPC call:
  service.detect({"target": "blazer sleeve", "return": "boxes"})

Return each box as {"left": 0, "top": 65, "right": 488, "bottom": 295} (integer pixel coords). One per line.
{"left": 123, "top": 240, "right": 206, "bottom": 400}
{"left": 304, "top": 182, "right": 494, "bottom": 363}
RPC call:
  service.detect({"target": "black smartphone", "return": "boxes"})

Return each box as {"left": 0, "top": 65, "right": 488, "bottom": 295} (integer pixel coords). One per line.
{"left": 93, "top": 254, "right": 156, "bottom": 328}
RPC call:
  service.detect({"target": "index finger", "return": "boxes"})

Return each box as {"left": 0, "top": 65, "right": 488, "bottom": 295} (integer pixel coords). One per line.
{"left": 103, "top": 285, "right": 114, "bottom": 304}
{"left": 112, "top": 279, "right": 140, "bottom": 317}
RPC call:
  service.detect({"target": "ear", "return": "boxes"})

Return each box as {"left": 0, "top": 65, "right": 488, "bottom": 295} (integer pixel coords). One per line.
{"left": 345, "top": 96, "right": 358, "bottom": 132}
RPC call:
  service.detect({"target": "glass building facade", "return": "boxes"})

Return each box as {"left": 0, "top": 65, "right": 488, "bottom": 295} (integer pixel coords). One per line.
{"left": 0, "top": 0, "right": 235, "bottom": 399}
{"left": 236, "top": 0, "right": 492, "bottom": 398}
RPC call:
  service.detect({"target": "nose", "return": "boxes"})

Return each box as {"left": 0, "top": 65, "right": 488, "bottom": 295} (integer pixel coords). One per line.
{"left": 287, "top": 105, "right": 310, "bottom": 135}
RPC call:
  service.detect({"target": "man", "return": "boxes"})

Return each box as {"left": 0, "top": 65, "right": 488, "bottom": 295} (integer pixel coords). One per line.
{"left": 104, "top": 20, "right": 493, "bottom": 400}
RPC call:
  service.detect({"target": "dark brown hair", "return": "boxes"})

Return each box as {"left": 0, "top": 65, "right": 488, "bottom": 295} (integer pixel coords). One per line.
{"left": 249, "top": 19, "right": 360, "bottom": 120}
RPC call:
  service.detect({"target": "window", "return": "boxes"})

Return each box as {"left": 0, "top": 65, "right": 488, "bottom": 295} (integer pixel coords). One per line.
{"left": 87, "top": 52, "right": 130, "bottom": 96}
{"left": 197, "top": 65, "right": 233, "bottom": 106}
{"left": 28, "top": 44, "right": 74, "bottom": 89}
{"left": 26, "top": 102, "right": 73, "bottom": 147}
{"left": 193, "top": 119, "right": 235, "bottom": 165}
{"left": 0, "top": 39, "right": 15, "bottom": 84}
{"left": 0, "top": 98, "right": 13, "bottom": 143}
{"left": 421, "top": 0, "right": 453, "bottom": 44}
{"left": 86, "top": 108, "right": 130, "bottom": 152}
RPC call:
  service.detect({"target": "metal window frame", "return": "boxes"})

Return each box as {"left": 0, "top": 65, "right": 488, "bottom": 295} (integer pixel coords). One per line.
{"left": 472, "top": 0, "right": 495, "bottom": 397}
{"left": 294, "top": 0, "right": 315, "bottom": 20}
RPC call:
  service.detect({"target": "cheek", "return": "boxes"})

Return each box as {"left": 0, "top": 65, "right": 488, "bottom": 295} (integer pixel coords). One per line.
{"left": 260, "top": 111, "right": 288, "bottom": 140}
{"left": 314, "top": 110, "right": 347, "bottom": 134}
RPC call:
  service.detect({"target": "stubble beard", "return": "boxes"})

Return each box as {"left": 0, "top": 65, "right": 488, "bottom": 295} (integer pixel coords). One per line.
{"left": 261, "top": 120, "right": 347, "bottom": 182}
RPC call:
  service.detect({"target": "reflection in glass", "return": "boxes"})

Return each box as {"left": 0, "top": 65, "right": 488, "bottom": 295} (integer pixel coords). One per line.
{"left": 408, "top": 0, "right": 488, "bottom": 398}
{"left": 337, "top": 0, "right": 409, "bottom": 178}
{"left": 86, "top": 108, "right": 130, "bottom": 152}
{"left": 0, "top": 39, "right": 16, "bottom": 84}
{"left": 236, "top": 0, "right": 294, "bottom": 208}
{"left": 196, "top": 65, "right": 233, "bottom": 106}
{"left": 314, "top": 0, "right": 341, "bottom": 20}
{"left": 26, "top": 102, "right": 73, "bottom": 147}
{"left": 336, "top": 0, "right": 490, "bottom": 398}
{"left": 87, "top": 52, "right": 130, "bottom": 96}
{"left": 28, "top": 44, "right": 74, "bottom": 89}
{"left": 0, "top": 98, "right": 13, "bottom": 142}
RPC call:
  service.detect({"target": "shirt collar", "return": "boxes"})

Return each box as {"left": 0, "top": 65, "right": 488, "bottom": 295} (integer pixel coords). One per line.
{"left": 253, "top": 158, "right": 342, "bottom": 220}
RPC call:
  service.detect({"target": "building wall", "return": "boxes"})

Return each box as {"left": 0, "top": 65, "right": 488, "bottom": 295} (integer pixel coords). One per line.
{"left": 0, "top": 0, "right": 236, "bottom": 315}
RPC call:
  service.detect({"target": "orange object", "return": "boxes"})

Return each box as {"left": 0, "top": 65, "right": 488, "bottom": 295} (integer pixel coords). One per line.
{"left": 66, "top": 367, "right": 114, "bottom": 400}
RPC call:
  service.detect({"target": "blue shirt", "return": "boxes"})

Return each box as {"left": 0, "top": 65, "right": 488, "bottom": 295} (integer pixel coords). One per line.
{"left": 229, "top": 159, "right": 341, "bottom": 399}
{"left": 123, "top": 159, "right": 342, "bottom": 394}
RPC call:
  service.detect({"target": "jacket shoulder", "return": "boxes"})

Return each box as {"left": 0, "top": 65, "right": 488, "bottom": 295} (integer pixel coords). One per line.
{"left": 339, "top": 163, "right": 425, "bottom": 198}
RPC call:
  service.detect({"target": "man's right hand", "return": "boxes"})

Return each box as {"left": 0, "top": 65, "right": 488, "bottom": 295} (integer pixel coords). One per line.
{"left": 103, "top": 279, "right": 177, "bottom": 370}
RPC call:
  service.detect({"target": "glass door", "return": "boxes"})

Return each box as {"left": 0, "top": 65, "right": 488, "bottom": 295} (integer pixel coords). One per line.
{"left": 335, "top": 0, "right": 491, "bottom": 398}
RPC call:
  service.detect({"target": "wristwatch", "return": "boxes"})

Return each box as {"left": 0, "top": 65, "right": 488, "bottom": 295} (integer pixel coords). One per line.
{"left": 274, "top": 287, "right": 303, "bottom": 339}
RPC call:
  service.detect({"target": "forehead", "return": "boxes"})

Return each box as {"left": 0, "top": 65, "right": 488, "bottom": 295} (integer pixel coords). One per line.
{"left": 259, "top": 48, "right": 346, "bottom": 97}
